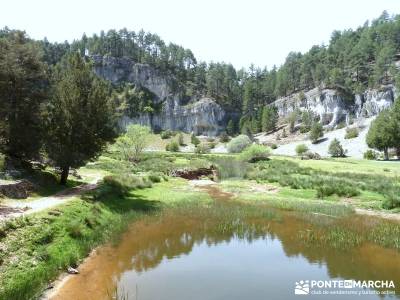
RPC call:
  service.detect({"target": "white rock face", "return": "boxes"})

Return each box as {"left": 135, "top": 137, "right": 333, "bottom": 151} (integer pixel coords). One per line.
{"left": 92, "top": 55, "right": 225, "bottom": 135}
{"left": 355, "top": 88, "right": 395, "bottom": 118}
{"left": 272, "top": 86, "right": 397, "bottom": 128}
{"left": 120, "top": 97, "right": 225, "bottom": 135}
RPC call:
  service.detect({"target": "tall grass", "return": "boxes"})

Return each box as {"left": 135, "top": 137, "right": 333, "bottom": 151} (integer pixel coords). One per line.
{"left": 211, "top": 156, "right": 251, "bottom": 180}
{"left": 247, "top": 159, "right": 400, "bottom": 207}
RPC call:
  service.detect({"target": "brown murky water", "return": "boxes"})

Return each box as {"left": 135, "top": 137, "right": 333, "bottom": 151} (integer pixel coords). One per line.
{"left": 50, "top": 186, "right": 400, "bottom": 300}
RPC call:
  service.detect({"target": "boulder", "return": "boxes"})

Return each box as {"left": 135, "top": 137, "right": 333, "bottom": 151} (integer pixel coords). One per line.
{"left": 0, "top": 180, "right": 35, "bottom": 199}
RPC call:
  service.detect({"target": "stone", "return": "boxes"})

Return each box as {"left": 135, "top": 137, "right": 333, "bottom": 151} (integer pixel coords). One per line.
{"left": 92, "top": 55, "right": 226, "bottom": 136}
{"left": 0, "top": 180, "right": 35, "bottom": 199}
{"left": 271, "top": 85, "right": 397, "bottom": 128}
{"left": 67, "top": 266, "right": 79, "bottom": 274}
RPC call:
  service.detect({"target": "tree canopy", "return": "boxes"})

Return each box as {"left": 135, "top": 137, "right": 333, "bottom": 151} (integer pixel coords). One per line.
{"left": 44, "top": 53, "right": 117, "bottom": 184}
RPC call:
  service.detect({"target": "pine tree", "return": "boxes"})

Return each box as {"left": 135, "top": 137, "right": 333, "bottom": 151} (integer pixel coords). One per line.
{"left": 44, "top": 53, "right": 117, "bottom": 184}
{"left": 309, "top": 122, "right": 324, "bottom": 144}
{"left": 0, "top": 31, "right": 48, "bottom": 159}
{"left": 366, "top": 110, "right": 395, "bottom": 160}
{"left": 261, "top": 106, "right": 278, "bottom": 132}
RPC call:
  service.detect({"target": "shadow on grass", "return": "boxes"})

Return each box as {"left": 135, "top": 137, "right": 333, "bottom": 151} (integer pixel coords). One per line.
{"left": 312, "top": 137, "right": 328, "bottom": 144}
{"left": 83, "top": 186, "right": 161, "bottom": 214}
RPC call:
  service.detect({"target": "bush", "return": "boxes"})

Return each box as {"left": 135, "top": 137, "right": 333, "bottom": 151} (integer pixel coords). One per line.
{"left": 239, "top": 144, "right": 271, "bottom": 162}
{"left": 161, "top": 130, "right": 174, "bottom": 139}
{"left": 300, "top": 125, "right": 310, "bottom": 133}
{"left": 295, "top": 144, "right": 309, "bottom": 157}
{"left": 91, "top": 174, "right": 152, "bottom": 200}
{"left": 227, "top": 135, "right": 252, "bottom": 153}
{"left": 191, "top": 134, "right": 200, "bottom": 146}
{"left": 147, "top": 173, "right": 162, "bottom": 183}
{"left": 219, "top": 132, "right": 230, "bottom": 143}
{"left": 328, "top": 138, "right": 346, "bottom": 157}
{"left": 309, "top": 122, "right": 324, "bottom": 143}
{"left": 363, "top": 149, "right": 378, "bottom": 160}
{"left": 271, "top": 143, "right": 278, "bottom": 149}
{"left": 166, "top": 140, "right": 180, "bottom": 152}
{"left": 115, "top": 124, "right": 151, "bottom": 162}
{"left": 304, "top": 151, "right": 321, "bottom": 160}
{"left": 177, "top": 133, "right": 185, "bottom": 146}
{"left": 382, "top": 191, "right": 400, "bottom": 209}
{"left": 195, "top": 143, "right": 210, "bottom": 154}
{"left": 345, "top": 127, "right": 359, "bottom": 139}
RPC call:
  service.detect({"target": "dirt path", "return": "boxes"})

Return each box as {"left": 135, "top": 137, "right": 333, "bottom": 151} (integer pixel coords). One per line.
{"left": 0, "top": 175, "right": 103, "bottom": 221}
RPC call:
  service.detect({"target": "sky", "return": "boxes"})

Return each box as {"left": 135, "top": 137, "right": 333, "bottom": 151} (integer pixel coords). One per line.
{"left": 1, "top": 0, "right": 399, "bottom": 69}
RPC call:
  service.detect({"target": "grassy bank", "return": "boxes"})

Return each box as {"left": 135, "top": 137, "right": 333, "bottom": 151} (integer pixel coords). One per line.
{"left": 0, "top": 178, "right": 210, "bottom": 300}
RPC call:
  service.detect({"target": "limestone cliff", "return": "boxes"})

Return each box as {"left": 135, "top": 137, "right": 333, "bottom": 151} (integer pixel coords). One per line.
{"left": 272, "top": 85, "right": 397, "bottom": 127}
{"left": 91, "top": 55, "right": 226, "bottom": 135}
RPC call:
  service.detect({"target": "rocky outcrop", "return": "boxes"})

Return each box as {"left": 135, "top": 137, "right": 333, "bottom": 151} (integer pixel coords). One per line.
{"left": 272, "top": 85, "right": 397, "bottom": 127}
{"left": 91, "top": 55, "right": 225, "bottom": 135}
{"left": 92, "top": 55, "right": 170, "bottom": 102}
{"left": 170, "top": 166, "right": 217, "bottom": 180}
{"left": 355, "top": 88, "right": 395, "bottom": 118}
{"left": 120, "top": 97, "right": 225, "bottom": 135}
{"left": 0, "top": 180, "right": 35, "bottom": 199}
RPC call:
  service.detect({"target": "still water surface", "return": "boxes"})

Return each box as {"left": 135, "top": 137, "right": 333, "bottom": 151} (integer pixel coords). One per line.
{"left": 52, "top": 187, "right": 400, "bottom": 300}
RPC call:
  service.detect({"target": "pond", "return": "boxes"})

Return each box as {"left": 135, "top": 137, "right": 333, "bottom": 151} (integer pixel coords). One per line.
{"left": 50, "top": 186, "right": 400, "bottom": 300}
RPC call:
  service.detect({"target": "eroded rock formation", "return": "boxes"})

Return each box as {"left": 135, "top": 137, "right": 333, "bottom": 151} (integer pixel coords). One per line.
{"left": 92, "top": 55, "right": 225, "bottom": 135}
{"left": 272, "top": 85, "right": 397, "bottom": 127}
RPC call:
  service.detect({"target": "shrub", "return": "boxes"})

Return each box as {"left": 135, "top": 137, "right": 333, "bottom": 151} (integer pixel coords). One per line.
{"left": 195, "top": 143, "right": 210, "bottom": 154}
{"left": 304, "top": 151, "right": 321, "bottom": 160}
{"left": 300, "top": 126, "right": 310, "bottom": 133}
{"left": 219, "top": 132, "right": 230, "bottom": 143}
{"left": 148, "top": 173, "right": 162, "bottom": 183}
{"left": 271, "top": 143, "right": 278, "bottom": 149}
{"left": 239, "top": 144, "right": 271, "bottom": 162}
{"left": 300, "top": 110, "right": 313, "bottom": 132}
{"left": 382, "top": 191, "right": 400, "bottom": 209}
{"left": 166, "top": 140, "right": 180, "bottom": 152}
{"left": 309, "top": 122, "right": 324, "bottom": 143}
{"left": 91, "top": 174, "right": 152, "bottom": 200}
{"left": 345, "top": 127, "right": 359, "bottom": 139}
{"left": 177, "top": 133, "right": 185, "bottom": 146}
{"left": 363, "top": 149, "right": 378, "bottom": 160}
{"left": 328, "top": 138, "right": 346, "bottom": 157}
{"left": 287, "top": 110, "right": 298, "bottom": 133}
{"left": 227, "top": 135, "right": 252, "bottom": 153}
{"left": 191, "top": 134, "right": 200, "bottom": 146}
{"left": 295, "top": 144, "right": 309, "bottom": 157}
{"left": 115, "top": 124, "right": 152, "bottom": 162}
{"left": 161, "top": 130, "right": 173, "bottom": 139}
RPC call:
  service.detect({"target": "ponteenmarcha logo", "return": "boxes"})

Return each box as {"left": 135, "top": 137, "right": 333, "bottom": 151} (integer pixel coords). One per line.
{"left": 295, "top": 280, "right": 310, "bottom": 295}
{"left": 294, "top": 279, "right": 395, "bottom": 296}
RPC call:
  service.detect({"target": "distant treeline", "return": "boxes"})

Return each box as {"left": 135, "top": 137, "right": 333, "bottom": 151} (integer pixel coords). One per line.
{"left": 1, "top": 10, "right": 400, "bottom": 136}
